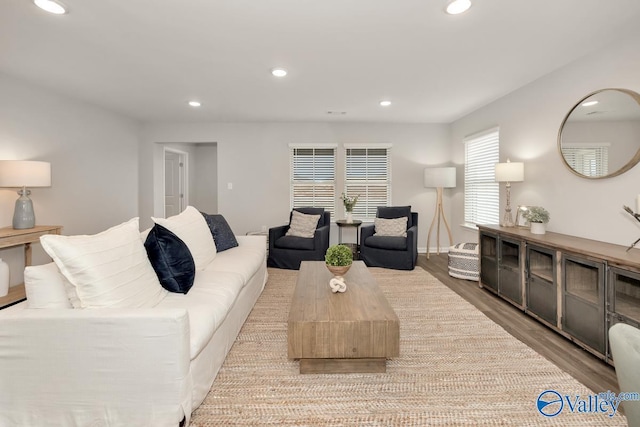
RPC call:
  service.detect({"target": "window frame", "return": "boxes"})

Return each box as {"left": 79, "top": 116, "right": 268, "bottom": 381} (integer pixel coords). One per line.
{"left": 289, "top": 144, "right": 337, "bottom": 218}
{"left": 463, "top": 128, "right": 500, "bottom": 228}
{"left": 343, "top": 143, "right": 392, "bottom": 222}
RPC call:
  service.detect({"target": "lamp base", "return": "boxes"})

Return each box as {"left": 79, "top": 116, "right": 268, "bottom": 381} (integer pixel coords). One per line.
{"left": 13, "top": 188, "right": 35, "bottom": 229}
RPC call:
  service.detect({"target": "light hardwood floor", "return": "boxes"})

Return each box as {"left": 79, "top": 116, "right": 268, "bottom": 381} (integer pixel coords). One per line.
{"left": 418, "top": 253, "right": 619, "bottom": 395}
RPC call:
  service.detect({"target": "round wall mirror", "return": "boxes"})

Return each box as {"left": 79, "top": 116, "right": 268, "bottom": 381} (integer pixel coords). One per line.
{"left": 558, "top": 88, "right": 640, "bottom": 179}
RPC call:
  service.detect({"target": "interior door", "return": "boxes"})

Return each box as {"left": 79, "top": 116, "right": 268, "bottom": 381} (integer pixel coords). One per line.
{"left": 164, "top": 151, "right": 184, "bottom": 217}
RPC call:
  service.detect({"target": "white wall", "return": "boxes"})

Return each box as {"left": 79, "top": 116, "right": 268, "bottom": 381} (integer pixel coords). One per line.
{"left": 450, "top": 30, "right": 640, "bottom": 247}
{"left": 140, "top": 122, "right": 452, "bottom": 250}
{"left": 0, "top": 72, "right": 141, "bottom": 285}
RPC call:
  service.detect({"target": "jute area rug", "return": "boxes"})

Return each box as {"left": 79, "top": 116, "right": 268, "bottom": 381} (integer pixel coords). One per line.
{"left": 190, "top": 267, "right": 626, "bottom": 426}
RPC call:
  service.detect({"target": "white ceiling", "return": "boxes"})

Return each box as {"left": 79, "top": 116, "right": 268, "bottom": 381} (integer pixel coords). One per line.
{"left": 2, "top": 0, "right": 640, "bottom": 124}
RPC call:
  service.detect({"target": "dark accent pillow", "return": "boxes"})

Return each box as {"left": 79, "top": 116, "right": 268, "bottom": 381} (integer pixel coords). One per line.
{"left": 291, "top": 207, "right": 326, "bottom": 228}
{"left": 201, "top": 213, "right": 239, "bottom": 252}
{"left": 144, "top": 225, "right": 195, "bottom": 294}
{"left": 377, "top": 206, "right": 412, "bottom": 229}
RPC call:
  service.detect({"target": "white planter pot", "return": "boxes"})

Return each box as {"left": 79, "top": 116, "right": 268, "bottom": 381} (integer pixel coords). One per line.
{"left": 530, "top": 222, "right": 546, "bottom": 235}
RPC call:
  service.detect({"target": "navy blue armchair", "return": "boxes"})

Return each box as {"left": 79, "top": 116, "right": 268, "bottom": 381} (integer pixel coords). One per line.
{"left": 267, "top": 208, "right": 331, "bottom": 270}
{"left": 360, "top": 206, "right": 418, "bottom": 270}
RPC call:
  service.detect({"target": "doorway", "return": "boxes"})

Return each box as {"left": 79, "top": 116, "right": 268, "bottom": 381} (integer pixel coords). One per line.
{"left": 164, "top": 148, "right": 187, "bottom": 217}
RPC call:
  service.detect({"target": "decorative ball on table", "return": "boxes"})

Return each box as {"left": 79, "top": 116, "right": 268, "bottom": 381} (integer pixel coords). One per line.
{"left": 325, "top": 244, "right": 353, "bottom": 293}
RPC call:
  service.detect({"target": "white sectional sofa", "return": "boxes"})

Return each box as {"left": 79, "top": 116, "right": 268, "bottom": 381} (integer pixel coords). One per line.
{"left": 0, "top": 210, "right": 267, "bottom": 427}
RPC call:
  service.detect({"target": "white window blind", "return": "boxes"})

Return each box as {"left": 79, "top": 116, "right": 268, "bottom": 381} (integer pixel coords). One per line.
{"left": 464, "top": 129, "right": 499, "bottom": 226}
{"left": 290, "top": 146, "right": 336, "bottom": 217}
{"left": 344, "top": 145, "right": 391, "bottom": 221}
{"left": 561, "top": 143, "right": 609, "bottom": 177}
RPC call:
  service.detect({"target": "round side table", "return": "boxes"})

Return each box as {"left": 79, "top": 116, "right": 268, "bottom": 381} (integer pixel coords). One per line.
{"left": 335, "top": 219, "right": 363, "bottom": 259}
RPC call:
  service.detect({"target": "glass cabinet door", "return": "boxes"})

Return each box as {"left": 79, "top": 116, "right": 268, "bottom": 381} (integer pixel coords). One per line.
{"left": 526, "top": 245, "right": 556, "bottom": 325}
{"left": 562, "top": 254, "right": 605, "bottom": 354}
{"left": 499, "top": 238, "right": 521, "bottom": 305}
{"left": 480, "top": 232, "right": 498, "bottom": 292}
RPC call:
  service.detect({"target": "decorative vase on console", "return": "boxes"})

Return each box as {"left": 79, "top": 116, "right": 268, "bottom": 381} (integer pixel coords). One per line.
{"left": 523, "top": 206, "right": 550, "bottom": 235}
{"left": 325, "top": 244, "right": 353, "bottom": 293}
{"left": 340, "top": 193, "right": 359, "bottom": 224}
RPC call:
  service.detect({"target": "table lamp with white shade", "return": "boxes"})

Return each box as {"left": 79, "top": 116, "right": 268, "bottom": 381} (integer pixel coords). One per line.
{"left": 424, "top": 167, "right": 456, "bottom": 259}
{"left": 495, "top": 159, "right": 524, "bottom": 227}
{"left": 0, "top": 160, "right": 52, "bottom": 229}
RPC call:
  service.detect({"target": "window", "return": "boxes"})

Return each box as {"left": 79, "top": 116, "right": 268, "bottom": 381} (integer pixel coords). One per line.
{"left": 344, "top": 144, "right": 391, "bottom": 221}
{"left": 289, "top": 145, "right": 336, "bottom": 217}
{"left": 561, "top": 143, "right": 609, "bottom": 176}
{"left": 464, "top": 128, "right": 499, "bottom": 226}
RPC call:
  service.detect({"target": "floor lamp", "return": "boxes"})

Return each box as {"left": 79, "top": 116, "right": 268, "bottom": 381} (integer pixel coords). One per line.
{"left": 495, "top": 159, "right": 524, "bottom": 227}
{"left": 424, "top": 167, "right": 456, "bottom": 259}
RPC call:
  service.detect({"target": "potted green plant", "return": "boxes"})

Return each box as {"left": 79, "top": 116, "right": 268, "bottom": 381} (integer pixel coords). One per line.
{"left": 523, "top": 206, "right": 550, "bottom": 235}
{"left": 325, "top": 244, "right": 353, "bottom": 277}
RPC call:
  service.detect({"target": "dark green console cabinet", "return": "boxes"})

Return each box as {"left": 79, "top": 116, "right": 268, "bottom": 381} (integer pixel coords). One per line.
{"left": 478, "top": 224, "right": 640, "bottom": 364}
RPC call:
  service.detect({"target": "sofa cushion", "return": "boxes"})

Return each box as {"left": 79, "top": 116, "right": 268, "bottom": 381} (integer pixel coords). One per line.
{"left": 24, "top": 262, "right": 72, "bottom": 309}
{"left": 201, "top": 213, "right": 239, "bottom": 252}
{"left": 206, "top": 237, "right": 267, "bottom": 284}
{"left": 156, "top": 270, "right": 245, "bottom": 359}
{"left": 145, "top": 224, "right": 196, "bottom": 294}
{"left": 292, "top": 207, "right": 326, "bottom": 227}
{"left": 285, "top": 210, "right": 320, "bottom": 238}
{"left": 365, "top": 235, "right": 408, "bottom": 251}
{"left": 152, "top": 206, "right": 217, "bottom": 270}
{"left": 377, "top": 206, "right": 412, "bottom": 229}
{"left": 374, "top": 217, "right": 408, "bottom": 237}
{"left": 274, "top": 235, "right": 315, "bottom": 251}
{"left": 40, "top": 218, "right": 168, "bottom": 309}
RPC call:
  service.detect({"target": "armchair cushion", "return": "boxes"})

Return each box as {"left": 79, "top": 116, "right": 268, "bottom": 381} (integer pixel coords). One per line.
{"left": 292, "top": 207, "right": 327, "bottom": 227}
{"left": 374, "top": 217, "right": 408, "bottom": 237}
{"left": 274, "top": 235, "right": 316, "bottom": 251}
{"left": 377, "top": 206, "right": 413, "bottom": 229}
{"left": 364, "top": 235, "right": 408, "bottom": 251}
{"left": 286, "top": 210, "right": 320, "bottom": 238}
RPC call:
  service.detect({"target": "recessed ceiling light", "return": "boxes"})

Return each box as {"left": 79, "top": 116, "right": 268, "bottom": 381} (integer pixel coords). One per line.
{"left": 188, "top": 101, "right": 201, "bottom": 107}
{"left": 271, "top": 68, "right": 288, "bottom": 77}
{"left": 445, "top": 0, "right": 471, "bottom": 15}
{"left": 327, "top": 111, "right": 347, "bottom": 115}
{"left": 33, "top": 0, "right": 67, "bottom": 15}
{"left": 379, "top": 100, "right": 392, "bottom": 107}
{"left": 581, "top": 100, "right": 599, "bottom": 107}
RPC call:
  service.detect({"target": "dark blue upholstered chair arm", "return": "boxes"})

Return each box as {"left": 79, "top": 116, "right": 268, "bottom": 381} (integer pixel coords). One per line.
{"left": 360, "top": 224, "right": 375, "bottom": 243}
{"left": 315, "top": 224, "right": 330, "bottom": 253}
{"left": 268, "top": 224, "right": 289, "bottom": 252}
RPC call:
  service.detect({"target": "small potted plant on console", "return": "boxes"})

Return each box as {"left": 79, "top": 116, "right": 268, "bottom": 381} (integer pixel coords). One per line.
{"left": 524, "top": 206, "right": 550, "bottom": 235}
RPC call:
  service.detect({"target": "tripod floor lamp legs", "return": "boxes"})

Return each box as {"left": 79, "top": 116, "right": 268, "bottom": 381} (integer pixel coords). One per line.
{"left": 426, "top": 187, "right": 453, "bottom": 259}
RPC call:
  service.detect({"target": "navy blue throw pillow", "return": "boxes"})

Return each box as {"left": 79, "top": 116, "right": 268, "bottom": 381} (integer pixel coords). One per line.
{"left": 144, "top": 224, "right": 195, "bottom": 294}
{"left": 201, "top": 213, "right": 239, "bottom": 252}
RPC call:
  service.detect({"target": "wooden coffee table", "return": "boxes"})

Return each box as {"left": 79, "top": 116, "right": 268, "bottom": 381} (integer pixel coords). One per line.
{"left": 288, "top": 261, "right": 400, "bottom": 374}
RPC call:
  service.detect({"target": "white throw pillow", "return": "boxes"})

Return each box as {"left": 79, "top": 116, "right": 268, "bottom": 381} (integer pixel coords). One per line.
{"left": 152, "top": 206, "right": 217, "bottom": 270}
{"left": 374, "top": 217, "right": 408, "bottom": 237}
{"left": 285, "top": 210, "right": 320, "bottom": 238}
{"left": 24, "top": 262, "right": 73, "bottom": 309}
{"left": 40, "top": 218, "right": 167, "bottom": 309}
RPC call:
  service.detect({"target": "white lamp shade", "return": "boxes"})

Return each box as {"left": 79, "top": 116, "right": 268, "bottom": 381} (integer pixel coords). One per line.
{"left": 495, "top": 161, "right": 524, "bottom": 183}
{"left": 424, "top": 167, "right": 456, "bottom": 188}
{"left": 0, "top": 161, "right": 52, "bottom": 187}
